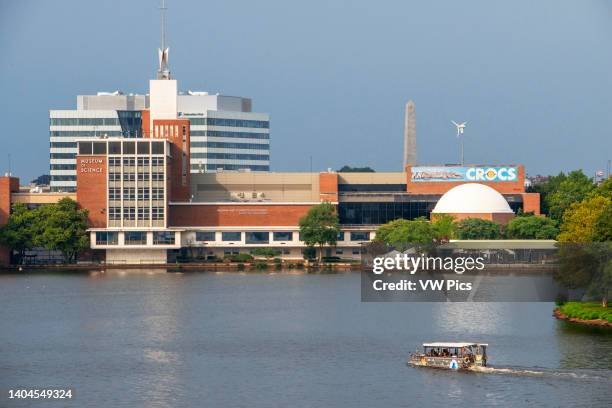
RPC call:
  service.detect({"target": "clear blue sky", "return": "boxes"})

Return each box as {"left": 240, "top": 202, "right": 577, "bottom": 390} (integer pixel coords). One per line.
{"left": 1, "top": 0, "right": 611, "bottom": 181}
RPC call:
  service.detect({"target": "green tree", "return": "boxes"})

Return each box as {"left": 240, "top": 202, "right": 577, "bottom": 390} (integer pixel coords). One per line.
{"left": 33, "top": 198, "right": 89, "bottom": 262}
{"left": 592, "top": 204, "right": 612, "bottom": 242}
{"left": 557, "top": 196, "right": 610, "bottom": 243}
{"left": 431, "top": 214, "right": 456, "bottom": 242}
{"left": 505, "top": 215, "right": 558, "bottom": 239}
{"left": 0, "top": 203, "right": 36, "bottom": 264}
{"left": 546, "top": 170, "right": 595, "bottom": 222}
{"left": 298, "top": 202, "right": 340, "bottom": 262}
{"left": 374, "top": 218, "right": 437, "bottom": 251}
{"left": 527, "top": 172, "right": 567, "bottom": 215}
{"left": 455, "top": 218, "right": 502, "bottom": 240}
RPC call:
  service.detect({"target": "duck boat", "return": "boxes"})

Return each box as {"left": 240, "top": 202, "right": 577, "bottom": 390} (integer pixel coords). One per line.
{"left": 408, "top": 342, "right": 488, "bottom": 370}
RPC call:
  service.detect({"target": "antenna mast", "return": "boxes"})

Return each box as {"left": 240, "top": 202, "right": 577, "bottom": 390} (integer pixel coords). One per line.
{"left": 157, "top": 0, "right": 171, "bottom": 79}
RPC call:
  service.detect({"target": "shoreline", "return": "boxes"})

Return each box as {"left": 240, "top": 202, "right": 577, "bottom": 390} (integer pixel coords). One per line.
{"left": 553, "top": 308, "right": 612, "bottom": 328}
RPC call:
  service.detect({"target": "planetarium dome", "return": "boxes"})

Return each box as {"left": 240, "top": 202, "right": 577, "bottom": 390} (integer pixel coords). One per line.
{"left": 432, "top": 183, "right": 513, "bottom": 214}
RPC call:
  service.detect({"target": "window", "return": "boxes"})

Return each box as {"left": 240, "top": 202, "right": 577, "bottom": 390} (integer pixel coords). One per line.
{"left": 108, "top": 142, "right": 121, "bottom": 155}
{"left": 336, "top": 249, "right": 344, "bottom": 255}
{"left": 124, "top": 207, "right": 136, "bottom": 220}
{"left": 123, "top": 172, "right": 135, "bottom": 182}
{"left": 151, "top": 172, "right": 164, "bottom": 181}
{"left": 152, "top": 188, "right": 164, "bottom": 200}
{"left": 152, "top": 207, "right": 164, "bottom": 220}
{"left": 93, "top": 142, "right": 107, "bottom": 155}
{"left": 152, "top": 157, "right": 164, "bottom": 166}
{"left": 78, "top": 142, "right": 92, "bottom": 155}
{"left": 196, "top": 231, "right": 215, "bottom": 242}
{"left": 273, "top": 231, "right": 293, "bottom": 241}
{"left": 137, "top": 172, "right": 150, "bottom": 181}
{"left": 109, "top": 188, "right": 120, "bottom": 201}
{"left": 109, "top": 207, "right": 121, "bottom": 220}
{"left": 123, "top": 188, "right": 136, "bottom": 200}
{"left": 350, "top": 232, "right": 370, "bottom": 241}
{"left": 151, "top": 141, "right": 164, "bottom": 155}
{"left": 122, "top": 141, "right": 135, "bottom": 154}
{"left": 153, "top": 231, "right": 175, "bottom": 245}
{"left": 137, "top": 157, "right": 150, "bottom": 167}
{"left": 337, "top": 232, "right": 345, "bottom": 241}
{"left": 123, "top": 158, "right": 135, "bottom": 166}
{"left": 224, "top": 249, "right": 239, "bottom": 255}
{"left": 245, "top": 232, "right": 269, "bottom": 244}
{"left": 221, "top": 231, "right": 241, "bottom": 241}
{"left": 109, "top": 172, "right": 120, "bottom": 182}
{"left": 137, "top": 142, "right": 150, "bottom": 154}
{"left": 109, "top": 157, "right": 121, "bottom": 167}
{"left": 95, "top": 231, "right": 118, "bottom": 245}
{"left": 352, "top": 249, "right": 361, "bottom": 255}
{"left": 137, "top": 187, "right": 150, "bottom": 200}
{"left": 124, "top": 231, "right": 147, "bottom": 245}
{"left": 137, "top": 207, "right": 150, "bottom": 220}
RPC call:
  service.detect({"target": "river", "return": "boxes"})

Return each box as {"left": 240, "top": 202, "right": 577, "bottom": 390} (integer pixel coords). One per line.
{"left": 0, "top": 270, "right": 610, "bottom": 407}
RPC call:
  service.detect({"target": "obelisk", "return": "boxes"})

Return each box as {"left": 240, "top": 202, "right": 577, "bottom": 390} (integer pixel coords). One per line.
{"left": 403, "top": 100, "right": 417, "bottom": 168}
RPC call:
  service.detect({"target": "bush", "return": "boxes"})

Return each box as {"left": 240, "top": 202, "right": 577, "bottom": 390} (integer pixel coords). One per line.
{"left": 322, "top": 256, "right": 342, "bottom": 263}
{"left": 251, "top": 248, "right": 281, "bottom": 258}
{"left": 224, "top": 253, "right": 254, "bottom": 262}
{"left": 253, "top": 260, "right": 268, "bottom": 270}
{"left": 455, "top": 218, "right": 502, "bottom": 240}
{"left": 506, "top": 215, "right": 558, "bottom": 239}
{"left": 559, "top": 302, "right": 612, "bottom": 323}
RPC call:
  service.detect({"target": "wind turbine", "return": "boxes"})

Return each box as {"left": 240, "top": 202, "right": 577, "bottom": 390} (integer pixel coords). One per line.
{"left": 451, "top": 120, "right": 467, "bottom": 165}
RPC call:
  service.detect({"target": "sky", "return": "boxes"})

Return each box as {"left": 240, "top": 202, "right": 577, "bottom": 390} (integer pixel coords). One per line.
{"left": 1, "top": 0, "right": 611, "bottom": 181}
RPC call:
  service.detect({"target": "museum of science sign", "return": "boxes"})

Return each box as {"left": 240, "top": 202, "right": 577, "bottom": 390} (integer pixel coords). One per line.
{"left": 410, "top": 166, "right": 518, "bottom": 182}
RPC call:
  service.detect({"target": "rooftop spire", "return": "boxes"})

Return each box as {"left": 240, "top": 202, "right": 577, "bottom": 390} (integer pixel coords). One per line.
{"left": 157, "top": 0, "right": 171, "bottom": 79}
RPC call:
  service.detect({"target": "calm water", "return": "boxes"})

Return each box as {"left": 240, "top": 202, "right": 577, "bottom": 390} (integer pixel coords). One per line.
{"left": 0, "top": 270, "right": 610, "bottom": 408}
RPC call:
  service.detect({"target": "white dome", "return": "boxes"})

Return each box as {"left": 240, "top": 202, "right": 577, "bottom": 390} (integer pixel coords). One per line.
{"left": 432, "top": 183, "right": 513, "bottom": 214}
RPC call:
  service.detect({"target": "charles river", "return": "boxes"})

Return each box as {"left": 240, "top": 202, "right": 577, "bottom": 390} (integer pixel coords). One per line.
{"left": 0, "top": 270, "right": 610, "bottom": 407}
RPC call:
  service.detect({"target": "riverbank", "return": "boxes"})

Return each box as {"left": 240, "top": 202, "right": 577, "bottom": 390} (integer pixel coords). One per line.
{"left": 554, "top": 302, "right": 612, "bottom": 328}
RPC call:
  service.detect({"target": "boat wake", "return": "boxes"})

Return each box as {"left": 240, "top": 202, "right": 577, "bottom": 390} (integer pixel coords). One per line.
{"left": 470, "top": 365, "right": 611, "bottom": 382}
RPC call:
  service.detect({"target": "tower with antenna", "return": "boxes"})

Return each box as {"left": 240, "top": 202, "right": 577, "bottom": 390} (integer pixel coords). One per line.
{"left": 451, "top": 120, "right": 467, "bottom": 166}
{"left": 157, "top": 0, "right": 171, "bottom": 80}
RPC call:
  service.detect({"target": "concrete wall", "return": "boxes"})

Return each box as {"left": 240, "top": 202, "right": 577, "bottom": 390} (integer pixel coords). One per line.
{"left": 189, "top": 172, "right": 321, "bottom": 202}
{"left": 105, "top": 248, "right": 167, "bottom": 264}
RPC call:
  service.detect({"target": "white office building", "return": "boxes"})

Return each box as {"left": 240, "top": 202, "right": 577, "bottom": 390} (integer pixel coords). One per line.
{"left": 50, "top": 91, "right": 270, "bottom": 192}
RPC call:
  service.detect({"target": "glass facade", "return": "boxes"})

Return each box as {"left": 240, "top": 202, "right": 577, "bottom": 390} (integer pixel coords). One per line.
{"left": 338, "top": 201, "right": 434, "bottom": 225}
{"left": 195, "top": 231, "right": 216, "bottom": 241}
{"left": 245, "top": 232, "right": 270, "bottom": 244}
{"left": 95, "top": 232, "right": 118, "bottom": 245}
{"left": 124, "top": 231, "right": 147, "bottom": 245}
{"left": 272, "top": 232, "right": 293, "bottom": 241}
{"left": 153, "top": 231, "right": 175, "bottom": 245}
{"left": 221, "top": 232, "right": 241, "bottom": 241}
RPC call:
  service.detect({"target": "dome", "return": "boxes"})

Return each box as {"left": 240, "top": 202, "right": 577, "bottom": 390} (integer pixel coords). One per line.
{"left": 432, "top": 183, "right": 513, "bottom": 214}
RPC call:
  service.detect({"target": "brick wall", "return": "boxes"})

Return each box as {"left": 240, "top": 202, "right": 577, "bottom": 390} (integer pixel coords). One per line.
{"left": 522, "top": 192, "right": 541, "bottom": 215}
{"left": 0, "top": 177, "right": 19, "bottom": 265}
{"left": 169, "top": 204, "right": 313, "bottom": 227}
{"left": 319, "top": 173, "right": 338, "bottom": 202}
{"left": 76, "top": 156, "right": 107, "bottom": 228}
{"left": 151, "top": 119, "right": 191, "bottom": 202}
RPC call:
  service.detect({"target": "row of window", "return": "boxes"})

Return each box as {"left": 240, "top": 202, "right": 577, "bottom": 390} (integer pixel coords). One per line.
{"left": 50, "top": 118, "right": 120, "bottom": 126}
{"left": 50, "top": 131, "right": 123, "bottom": 138}
{"left": 79, "top": 141, "right": 165, "bottom": 156}
{"left": 194, "top": 231, "right": 371, "bottom": 243}
{"left": 50, "top": 175, "right": 76, "bottom": 181}
{"left": 95, "top": 231, "right": 175, "bottom": 246}
{"left": 109, "top": 172, "right": 164, "bottom": 182}
{"left": 187, "top": 118, "right": 269, "bottom": 128}
{"left": 191, "top": 130, "right": 270, "bottom": 140}
{"left": 108, "top": 207, "right": 164, "bottom": 221}
{"left": 190, "top": 141, "right": 270, "bottom": 150}
{"left": 190, "top": 164, "right": 270, "bottom": 172}
{"left": 190, "top": 153, "right": 270, "bottom": 161}
{"left": 109, "top": 187, "right": 164, "bottom": 201}
{"left": 50, "top": 142, "right": 77, "bottom": 149}
{"left": 109, "top": 157, "right": 164, "bottom": 167}
{"left": 51, "top": 164, "right": 77, "bottom": 170}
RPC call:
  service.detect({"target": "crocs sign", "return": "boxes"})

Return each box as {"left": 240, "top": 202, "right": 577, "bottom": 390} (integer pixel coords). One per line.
{"left": 411, "top": 166, "right": 518, "bottom": 182}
